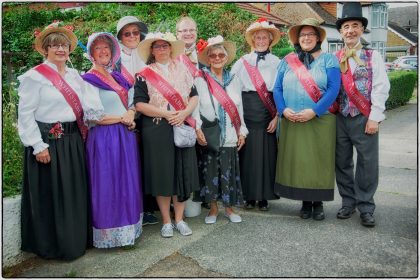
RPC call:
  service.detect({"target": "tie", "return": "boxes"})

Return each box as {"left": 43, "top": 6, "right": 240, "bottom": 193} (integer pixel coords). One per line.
{"left": 340, "top": 44, "right": 364, "bottom": 73}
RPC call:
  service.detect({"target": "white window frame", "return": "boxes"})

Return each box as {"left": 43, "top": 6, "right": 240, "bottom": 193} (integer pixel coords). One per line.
{"left": 371, "top": 41, "right": 385, "bottom": 58}
{"left": 372, "top": 3, "right": 388, "bottom": 28}
{"left": 328, "top": 42, "right": 344, "bottom": 53}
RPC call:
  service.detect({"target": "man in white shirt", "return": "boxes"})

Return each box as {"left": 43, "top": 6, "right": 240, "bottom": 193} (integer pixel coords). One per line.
{"left": 335, "top": 2, "right": 390, "bottom": 227}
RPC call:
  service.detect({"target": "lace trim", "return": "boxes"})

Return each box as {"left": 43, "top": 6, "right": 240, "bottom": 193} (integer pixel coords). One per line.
{"left": 83, "top": 108, "right": 106, "bottom": 127}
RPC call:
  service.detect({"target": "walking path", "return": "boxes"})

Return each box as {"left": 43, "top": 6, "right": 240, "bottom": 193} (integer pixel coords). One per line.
{"left": 7, "top": 103, "right": 418, "bottom": 278}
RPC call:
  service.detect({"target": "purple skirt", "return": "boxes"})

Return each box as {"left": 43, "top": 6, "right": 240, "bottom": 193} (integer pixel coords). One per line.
{"left": 86, "top": 123, "right": 143, "bottom": 248}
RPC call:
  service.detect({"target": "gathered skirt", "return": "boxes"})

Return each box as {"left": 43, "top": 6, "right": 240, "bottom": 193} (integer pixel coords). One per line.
{"left": 21, "top": 121, "right": 91, "bottom": 260}
{"left": 86, "top": 123, "right": 143, "bottom": 248}
{"left": 275, "top": 114, "right": 336, "bottom": 201}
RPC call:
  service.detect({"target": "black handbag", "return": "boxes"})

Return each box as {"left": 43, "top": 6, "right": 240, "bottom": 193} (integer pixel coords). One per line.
{"left": 200, "top": 83, "right": 220, "bottom": 152}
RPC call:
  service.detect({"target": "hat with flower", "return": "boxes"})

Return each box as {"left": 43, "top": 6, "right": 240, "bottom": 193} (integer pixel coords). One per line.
{"left": 34, "top": 20, "right": 78, "bottom": 55}
{"left": 245, "top": 18, "right": 283, "bottom": 49}
{"left": 86, "top": 32, "right": 121, "bottom": 68}
{"left": 197, "top": 35, "right": 236, "bottom": 67}
{"left": 137, "top": 32, "right": 185, "bottom": 62}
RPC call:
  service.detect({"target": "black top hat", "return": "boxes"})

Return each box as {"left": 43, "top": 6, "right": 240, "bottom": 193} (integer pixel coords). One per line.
{"left": 336, "top": 2, "right": 368, "bottom": 30}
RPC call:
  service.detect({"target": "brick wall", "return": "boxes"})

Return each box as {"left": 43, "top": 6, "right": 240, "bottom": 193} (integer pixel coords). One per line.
{"left": 387, "top": 30, "right": 410, "bottom": 47}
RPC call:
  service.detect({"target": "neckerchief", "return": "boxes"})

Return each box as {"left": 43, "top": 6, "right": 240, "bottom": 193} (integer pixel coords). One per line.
{"left": 254, "top": 50, "right": 270, "bottom": 66}
{"left": 294, "top": 43, "right": 321, "bottom": 70}
{"left": 339, "top": 43, "right": 364, "bottom": 73}
{"left": 185, "top": 45, "right": 197, "bottom": 64}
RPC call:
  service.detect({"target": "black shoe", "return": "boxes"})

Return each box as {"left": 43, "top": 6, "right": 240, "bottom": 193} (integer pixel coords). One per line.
{"left": 312, "top": 201, "right": 325, "bottom": 221}
{"left": 336, "top": 206, "right": 356, "bottom": 219}
{"left": 258, "top": 200, "right": 269, "bottom": 211}
{"left": 244, "top": 200, "right": 256, "bottom": 210}
{"left": 360, "top": 212, "right": 375, "bottom": 227}
{"left": 201, "top": 202, "right": 211, "bottom": 209}
{"left": 300, "top": 201, "right": 312, "bottom": 219}
{"left": 142, "top": 212, "right": 159, "bottom": 226}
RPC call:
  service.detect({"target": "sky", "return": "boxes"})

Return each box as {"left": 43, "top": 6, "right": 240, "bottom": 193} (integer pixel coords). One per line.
{"left": 387, "top": 2, "right": 418, "bottom": 8}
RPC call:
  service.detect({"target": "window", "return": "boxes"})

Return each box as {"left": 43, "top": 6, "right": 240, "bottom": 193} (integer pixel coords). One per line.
{"left": 328, "top": 42, "right": 344, "bottom": 53}
{"left": 372, "top": 4, "right": 388, "bottom": 28}
{"left": 371, "top": 41, "right": 386, "bottom": 58}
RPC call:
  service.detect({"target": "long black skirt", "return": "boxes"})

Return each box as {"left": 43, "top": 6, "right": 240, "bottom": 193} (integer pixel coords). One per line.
{"left": 239, "top": 91, "right": 279, "bottom": 201}
{"left": 21, "top": 121, "right": 91, "bottom": 261}
{"left": 140, "top": 116, "right": 199, "bottom": 202}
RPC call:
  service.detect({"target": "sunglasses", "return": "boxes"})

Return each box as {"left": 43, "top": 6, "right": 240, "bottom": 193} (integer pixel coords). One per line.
{"left": 123, "top": 30, "right": 140, "bottom": 38}
{"left": 208, "top": 53, "right": 226, "bottom": 59}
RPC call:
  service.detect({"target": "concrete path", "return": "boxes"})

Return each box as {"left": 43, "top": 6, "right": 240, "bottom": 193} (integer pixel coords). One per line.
{"left": 9, "top": 103, "right": 418, "bottom": 278}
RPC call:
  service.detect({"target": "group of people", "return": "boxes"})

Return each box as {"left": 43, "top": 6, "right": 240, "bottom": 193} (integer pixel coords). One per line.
{"left": 18, "top": 2, "right": 389, "bottom": 261}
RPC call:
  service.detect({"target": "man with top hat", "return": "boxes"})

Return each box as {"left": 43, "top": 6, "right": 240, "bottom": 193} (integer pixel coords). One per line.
{"left": 335, "top": 2, "right": 390, "bottom": 227}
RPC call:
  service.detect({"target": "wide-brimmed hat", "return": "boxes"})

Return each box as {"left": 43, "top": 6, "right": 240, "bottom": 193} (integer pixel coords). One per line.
{"left": 336, "top": 2, "right": 368, "bottom": 30}
{"left": 34, "top": 21, "right": 78, "bottom": 56}
{"left": 137, "top": 32, "right": 185, "bottom": 62}
{"left": 86, "top": 32, "right": 121, "bottom": 67}
{"left": 197, "top": 35, "right": 236, "bottom": 66}
{"left": 116, "top": 16, "right": 148, "bottom": 41}
{"left": 245, "top": 17, "right": 282, "bottom": 49}
{"left": 288, "top": 18, "right": 326, "bottom": 45}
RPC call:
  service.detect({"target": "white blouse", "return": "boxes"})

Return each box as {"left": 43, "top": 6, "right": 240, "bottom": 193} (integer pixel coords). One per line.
{"left": 17, "top": 61, "right": 88, "bottom": 155}
{"left": 230, "top": 52, "right": 281, "bottom": 92}
{"left": 120, "top": 44, "right": 146, "bottom": 77}
{"left": 193, "top": 75, "right": 248, "bottom": 147}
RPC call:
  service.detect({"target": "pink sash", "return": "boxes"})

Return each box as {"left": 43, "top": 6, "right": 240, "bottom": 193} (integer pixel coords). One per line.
{"left": 88, "top": 69, "right": 129, "bottom": 110}
{"left": 138, "top": 67, "right": 196, "bottom": 128}
{"left": 121, "top": 65, "right": 135, "bottom": 87}
{"left": 285, "top": 53, "right": 338, "bottom": 114}
{"left": 203, "top": 72, "right": 241, "bottom": 136}
{"left": 177, "top": 54, "right": 203, "bottom": 78}
{"left": 241, "top": 58, "right": 277, "bottom": 118}
{"left": 336, "top": 49, "right": 371, "bottom": 117}
{"left": 34, "top": 64, "right": 88, "bottom": 141}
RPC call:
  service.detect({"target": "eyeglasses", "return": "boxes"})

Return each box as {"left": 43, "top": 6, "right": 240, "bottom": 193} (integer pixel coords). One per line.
{"left": 341, "top": 24, "right": 363, "bottom": 32}
{"left": 177, "top": 29, "right": 196, "bottom": 34}
{"left": 48, "top": 44, "right": 70, "bottom": 50}
{"left": 208, "top": 53, "right": 226, "bottom": 60}
{"left": 298, "top": 32, "right": 317, "bottom": 38}
{"left": 152, "top": 43, "right": 170, "bottom": 50}
{"left": 123, "top": 30, "right": 141, "bottom": 37}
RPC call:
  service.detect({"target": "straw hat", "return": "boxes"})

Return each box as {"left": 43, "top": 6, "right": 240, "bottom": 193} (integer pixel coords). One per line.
{"left": 86, "top": 32, "right": 121, "bottom": 67}
{"left": 245, "top": 18, "right": 282, "bottom": 49}
{"left": 34, "top": 21, "right": 78, "bottom": 56}
{"left": 116, "top": 16, "right": 148, "bottom": 41}
{"left": 197, "top": 35, "right": 236, "bottom": 67}
{"left": 288, "top": 18, "right": 326, "bottom": 45}
{"left": 336, "top": 2, "right": 368, "bottom": 30}
{"left": 137, "top": 32, "right": 185, "bottom": 62}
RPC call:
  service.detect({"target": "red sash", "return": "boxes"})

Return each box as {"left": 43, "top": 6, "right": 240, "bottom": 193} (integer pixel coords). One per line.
{"left": 177, "top": 54, "right": 203, "bottom": 78}
{"left": 336, "top": 49, "right": 371, "bottom": 117}
{"left": 34, "top": 64, "right": 88, "bottom": 141}
{"left": 121, "top": 65, "right": 135, "bottom": 87}
{"left": 138, "top": 67, "right": 196, "bottom": 128}
{"left": 203, "top": 72, "right": 241, "bottom": 136}
{"left": 88, "top": 69, "right": 129, "bottom": 110}
{"left": 285, "top": 53, "right": 338, "bottom": 114}
{"left": 241, "top": 58, "right": 277, "bottom": 118}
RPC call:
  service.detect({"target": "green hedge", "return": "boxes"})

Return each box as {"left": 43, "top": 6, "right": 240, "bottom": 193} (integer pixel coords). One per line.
{"left": 386, "top": 71, "right": 417, "bottom": 110}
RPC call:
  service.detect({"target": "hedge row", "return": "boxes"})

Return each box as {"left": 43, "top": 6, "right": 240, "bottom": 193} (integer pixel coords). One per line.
{"left": 386, "top": 71, "right": 417, "bottom": 110}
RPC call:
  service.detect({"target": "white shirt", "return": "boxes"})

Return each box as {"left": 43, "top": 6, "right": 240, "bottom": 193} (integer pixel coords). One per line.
{"left": 17, "top": 61, "right": 88, "bottom": 154}
{"left": 347, "top": 43, "right": 390, "bottom": 122}
{"left": 120, "top": 44, "right": 146, "bottom": 78}
{"left": 230, "top": 52, "right": 281, "bottom": 92}
{"left": 193, "top": 75, "right": 248, "bottom": 147}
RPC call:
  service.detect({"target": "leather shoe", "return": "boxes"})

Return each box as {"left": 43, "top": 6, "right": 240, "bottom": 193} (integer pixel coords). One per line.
{"left": 244, "top": 200, "right": 256, "bottom": 210}
{"left": 312, "top": 202, "right": 325, "bottom": 221}
{"left": 300, "top": 201, "right": 312, "bottom": 219}
{"left": 336, "top": 206, "right": 355, "bottom": 219}
{"left": 258, "top": 200, "right": 269, "bottom": 211}
{"left": 360, "top": 212, "right": 375, "bottom": 227}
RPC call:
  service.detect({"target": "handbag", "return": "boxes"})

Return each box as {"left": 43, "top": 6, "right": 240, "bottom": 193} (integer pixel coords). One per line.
{"left": 200, "top": 83, "right": 221, "bottom": 152}
{"left": 174, "top": 124, "right": 196, "bottom": 148}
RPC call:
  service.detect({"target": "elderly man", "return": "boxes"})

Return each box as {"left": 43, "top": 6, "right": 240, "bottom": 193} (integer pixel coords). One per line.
{"left": 335, "top": 2, "right": 390, "bottom": 227}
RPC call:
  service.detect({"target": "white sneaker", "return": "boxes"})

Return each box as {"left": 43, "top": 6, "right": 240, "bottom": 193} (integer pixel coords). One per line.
{"left": 161, "top": 223, "right": 174, "bottom": 238}
{"left": 224, "top": 212, "right": 242, "bottom": 223}
{"left": 175, "top": 220, "right": 192, "bottom": 236}
{"left": 204, "top": 214, "right": 218, "bottom": 224}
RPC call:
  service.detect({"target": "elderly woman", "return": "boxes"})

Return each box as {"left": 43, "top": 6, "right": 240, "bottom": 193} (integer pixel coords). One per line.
{"left": 116, "top": 16, "right": 159, "bottom": 226}
{"left": 231, "top": 18, "right": 281, "bottom": 211}
{"left": 273, "top": 18, "right": 341, "bottom": 220}
{"left": 81, "top": 32, "right": 143, "bottom": 248}
{"left": 18, "top": 21, "right": 90, "bottom": 260}
{"left": 194, "top": 35, "right": 249, "bottom": 224}
{"left": 134, "top": 32, "right": 199, "bottom": 238}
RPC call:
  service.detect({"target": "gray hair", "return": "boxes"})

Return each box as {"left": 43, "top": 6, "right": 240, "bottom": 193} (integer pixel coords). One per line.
{"left": 207, "top": 44, "right": 228, "bottom": 57}
{"left": 252, "top": 29, "right": 273, "bottom": 41}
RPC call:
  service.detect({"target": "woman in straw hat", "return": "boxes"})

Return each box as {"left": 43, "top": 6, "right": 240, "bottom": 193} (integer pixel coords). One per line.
{"left": 18, "top": 21, "right": 90, "bottom": 260}
{"left": 81, "top": 32, "right": 143, "bottom": 248}
{"left": 273, "top": 18, "right": 341, "bottom": 220}
{"left": 231, "top": 17, "right": 282, "bottom": 211}
{"left": 134, "top": 32, "right": 199, "bottom": 238}
{"left": 194, "top": 35, "right": 249, "bottom": 224}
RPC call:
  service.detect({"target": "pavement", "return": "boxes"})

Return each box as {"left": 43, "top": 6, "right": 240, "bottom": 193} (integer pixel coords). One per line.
{"left": 5, "top": 102, "right": 418, "bottom": 278}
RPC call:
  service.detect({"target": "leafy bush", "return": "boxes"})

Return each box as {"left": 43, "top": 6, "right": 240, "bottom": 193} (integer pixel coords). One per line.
{"left": 386, "top": 71, "right": 417, "bottom": 110}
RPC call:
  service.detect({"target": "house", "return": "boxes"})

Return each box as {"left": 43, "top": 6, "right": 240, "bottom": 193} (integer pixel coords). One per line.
{"left": 386, "top": 21, "right": 418, "bottom": 61}
{"left": 388, "top": 6, "right": 418, "bottom": 36}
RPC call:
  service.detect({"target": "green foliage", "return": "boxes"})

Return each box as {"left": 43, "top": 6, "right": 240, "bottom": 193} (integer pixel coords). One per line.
{"left": 2, "top": 88, "right": 23, "bottom": 198}
{"left": 386, "top": 71, "right": 417, "bottom": 110}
